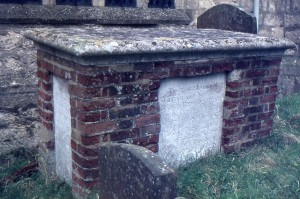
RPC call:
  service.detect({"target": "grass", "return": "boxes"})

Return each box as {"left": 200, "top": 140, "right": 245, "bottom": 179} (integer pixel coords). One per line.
{"left": 0, "top": 148, "right": 73, "bottom": 199}
{"left": 1, "top": 94, "right": 300, "bottom": 199}
{"left": 177, "top": 93, "right": 300, "bottom": 198}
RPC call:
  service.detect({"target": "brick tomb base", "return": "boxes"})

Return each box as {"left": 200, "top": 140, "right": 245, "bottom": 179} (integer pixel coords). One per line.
{"left": 26, "top": 26, "right": 295, "bottom": 196}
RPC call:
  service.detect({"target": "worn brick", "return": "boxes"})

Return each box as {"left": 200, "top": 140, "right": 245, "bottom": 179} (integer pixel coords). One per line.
{"left": 211, "top": 61, "right": 234, "bottom": 73}
{"left": 260, "top": 94, "right": 277, "bottom": 103}
{"left": 118, "top": 120, "right": 133, "bottom": 129}
{"left": 37, "top": 69, "right": 51, "bottom": 82}
{"left": 262, "top": 58, "right": 282, "bottom": 67}
{"left": 133, "top": 62, "right": 154, "bottom": 71}
{"left": 146, "top": 144, "right": 159, "bottom": 153}
{"left": 69, "top": 84, "right": 103, "bottom": 98}
{"left": 169, "top": 68, "right": 182, "bottom": 77}
{"left": 262, "top": 77, "right": 278, "bottom": 85}
{"left": 246, "top": 69, "right": 268, "bottom": 78}
{"left": 248, "top": 97, "right": 259, "bottom": 105}
{"left": 38, "top": 81, "right": 52, "bottom": 92}
{"left": 77, "top": 144, "right": 98, "bottom": 157}
{"left": 77, "top": 111, "right": 101, "bottom": 123}
{"left": 135, "top": 114, "right": 160, "bottom": 128}
{"left": 72, "top": 152, "right": 99, "bottom": 169}
{"left": 194, "top": 65, "right": 211, "bottom": 75}
{"left": 225, "top": 90, "right": 239, "bottom": 98}
{"left": 77, "top": 98, "right": 115, "bottom": 111}
{"left": 38, "top": 99, "right": 53, "bottom": 112}
{"left": 223, "top": 118, "right": 245, "bottom": 127}
{"left": 258, "top": 112, "right": 274, "bottom": 120}
{"left": 109, "top": 128, "right": 139, "bottom": 141}
{"left": 118, "top": 96, "right": 132, "bottom": 106}
{"left": 139, "top": 124, "right": 160, "bottom": 136}
{"left": 121, "top": 72, "right": 136, "bottom": 82}
{"left": 154, "top": 61, "right": 174, "bottom": 68}
{"left": 72, "top": 173, "right": 98, "bottom": 188}
{"left": 222, "top": 127, "right": 236, "bottom": 137}
{"left": 133, "top": 134, "right": 159, "bottom": 146}
{"left": 236, "top": 60, "right": 251, "bottom": 69}
{"left": 39, "top": 108, "right": 53, "bottom": 122}
{"left": 78, "top": 121, "right": 117, "bottom": 135}
{"left": 103, "top": 86, "right": 119, "bottom": 96}
{"left": 252, "top": 87, "right": 264, "bottom": 95}
{"left": 41, "top": 120, "right": 53, "bottom": 131}
{"left": 242, "top": 123, "right": 261, "bottom": 133}
{"left": 40, "top": 60, "right": 53, "bottom": 72}
{"left": 73, "top": 164, "right": 99, "bottom": 179}
{"left": 140, "top": 103, "right": 160, "bottom": 114}
{"left": 149, "top": 81, "right": 161, "bottom": 91}
{"left": 109, "top": 107, "right": 140, "bottom": 119}
{"left": 223, "top": 100, "right": 240, "bottom": 109}
{"left": 244, "top": 106, "right": 263, "bottom": 115}
{"left": 248, "top": 115, "right": 258, "bottom": 122}
{"left": 80, "top": 135, "right": 100, "bottom": 146}
{"left": 132, "top": 92, "right": 158, "bottom": 104}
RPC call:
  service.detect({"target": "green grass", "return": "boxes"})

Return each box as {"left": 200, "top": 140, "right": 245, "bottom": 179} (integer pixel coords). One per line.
{"left": 0, "top": 148, "right": 73, "bottom": 199}
{"left": 1, "top": 94, "right": 300, "bottom": 199}
{"left": 177, "top": 93, "right": 300, "bottom": 199}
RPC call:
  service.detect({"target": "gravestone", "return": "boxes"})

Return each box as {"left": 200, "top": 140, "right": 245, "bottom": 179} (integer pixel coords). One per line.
{"left": 158, "top": 74, "right": 226, "bottom": 166}
{"left": 98, "top": 143, "right": 178, "bottom": 199}
{"left": 197, "top": 4, "right": 257, "bottom": 34}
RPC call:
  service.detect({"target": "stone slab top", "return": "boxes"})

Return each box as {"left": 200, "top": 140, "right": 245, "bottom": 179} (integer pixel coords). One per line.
{"left": 25, "top": 25, "right": 297, "bottom": 58}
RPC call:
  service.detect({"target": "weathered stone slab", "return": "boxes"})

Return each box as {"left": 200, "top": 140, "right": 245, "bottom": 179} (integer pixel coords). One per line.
{"left": 158, "top": 74, "right": 226, "bottom": 166}
{"left": 98, "top": 143, "right": 177, "bottom": 199}
{"left": 197, "top": 4, "right": 257, "bottom": 34}
{"left": 53, "top": 76, "right": 72, "bottom": 184}
{"left": 25, "top": 26, "right": 296, "bottom": 66}
{"left": 0, "top": 4, "right": 190, "bottom": 25}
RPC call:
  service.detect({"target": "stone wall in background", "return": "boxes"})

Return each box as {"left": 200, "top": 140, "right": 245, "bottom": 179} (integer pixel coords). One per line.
{"left": 191, "top": 0, "right": 300, "bottom": 97}
{"left": 0, "top": 25, "right": 39, "bottom": 155}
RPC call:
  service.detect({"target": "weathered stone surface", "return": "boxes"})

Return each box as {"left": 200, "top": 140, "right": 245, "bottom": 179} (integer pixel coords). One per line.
{"left": 25, "top": 26, "right": 295, "bottom": 59}
{"left": 278, "top": 56, "right": 300, "bottom": 97}
{"left": 0, "top": 25, "right": 37, "bottom": 109}
{"left": 98, "top": 143, "right": 178, "bottom": 199}
{"left": 0, "top": 4, "right": 190, "bottom": 25}
{"left": 53, "top": 76, "right": 72, "bottom": 185}
{"left": 0, "top": 24, "right": 39, "bottom": 155}
{"left": 197, "top": 4, "right": 257, "bottom": 34}
{"left": 286, "top": 0, "right": 300, "bottom": 13}
{"left": 285, "top": 14, "right": 300, "bottom": 30}
{"left": 285, "top": 30, "right": 300, "bottom": 46}
{"left": 0, "top": 107, "right": 39, "bottom": 155}
{"left": 158, "top": 74, "right": 225, "bottom": 167}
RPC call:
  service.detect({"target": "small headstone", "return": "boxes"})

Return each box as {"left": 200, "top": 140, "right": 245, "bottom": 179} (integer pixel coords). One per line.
{"left": 197, "top": 4, "right": 257, "bottom": 34}
{"left": 98, "top": 143, "right": 178, "bottom": 199}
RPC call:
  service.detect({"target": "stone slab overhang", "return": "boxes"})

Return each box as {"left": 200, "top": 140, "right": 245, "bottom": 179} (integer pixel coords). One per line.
{"left": 25, "top": 26, "right": 297, "bottom": 65}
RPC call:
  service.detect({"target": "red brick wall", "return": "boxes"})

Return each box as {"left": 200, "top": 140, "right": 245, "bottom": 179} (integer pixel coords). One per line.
{"left": 36, "top": 49, "right": 281, "bottom": 194}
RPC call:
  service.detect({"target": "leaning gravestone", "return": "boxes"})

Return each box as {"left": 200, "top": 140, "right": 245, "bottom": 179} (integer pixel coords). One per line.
{"left": 98, "top": 143, "right": 178, "bottom": 199}
{"left": 197, "top": 4, "right": 257, "bottom": 34}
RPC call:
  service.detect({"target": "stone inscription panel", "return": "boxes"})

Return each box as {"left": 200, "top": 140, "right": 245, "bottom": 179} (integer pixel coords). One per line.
{"left": 158, "top": 73, "right": 226, "bottom": 167}
{"left": 53, "top": 76, "right": 72, "bottom": 184}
